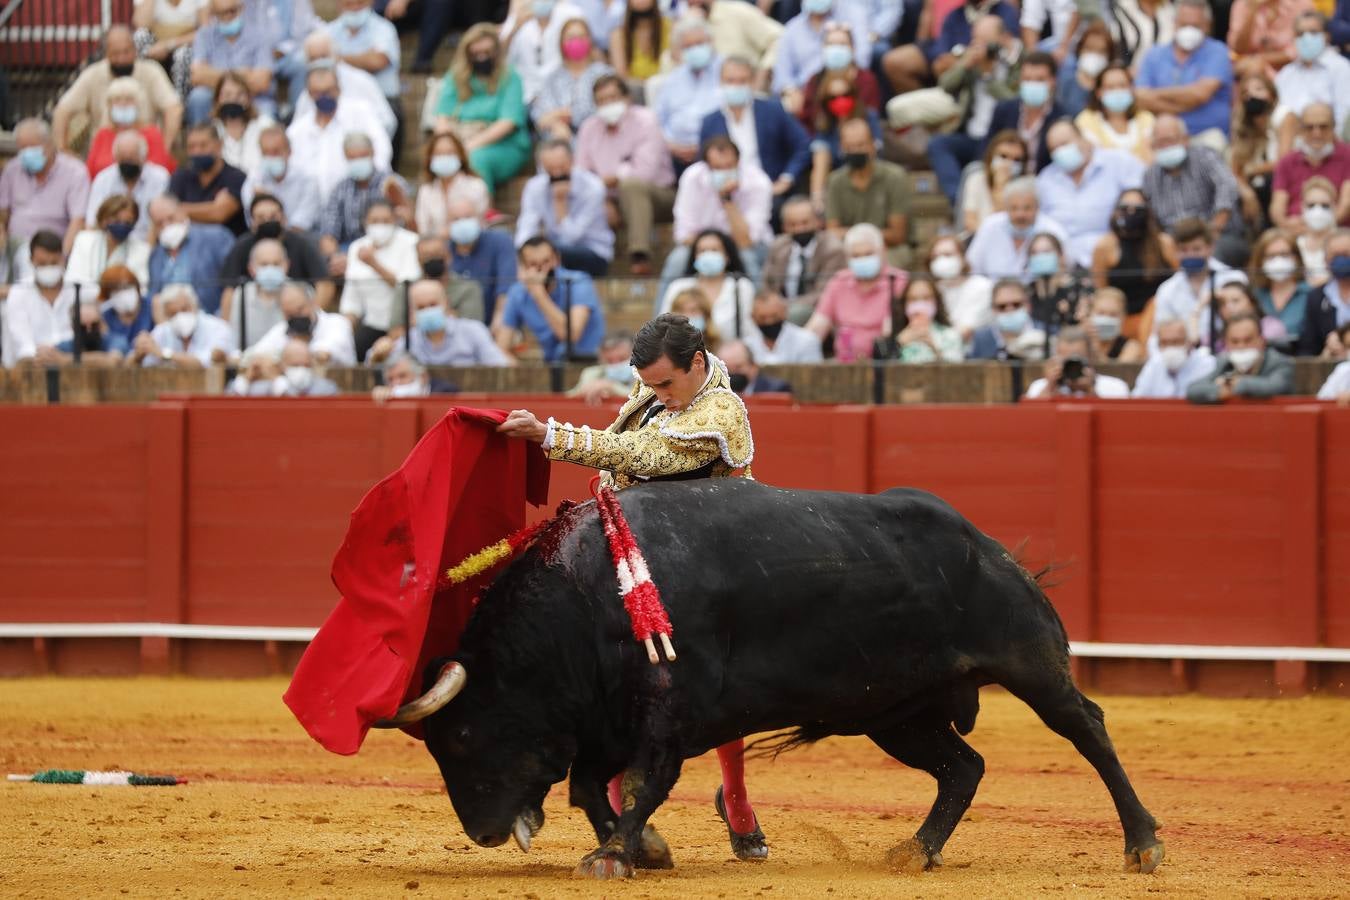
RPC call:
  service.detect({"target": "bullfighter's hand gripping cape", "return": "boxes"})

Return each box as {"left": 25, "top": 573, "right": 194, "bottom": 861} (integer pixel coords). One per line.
{"left": 547, "top": 353, "right": 755, "bottom": 488}
{"left": 284, "top": 408, "right": 550, "bottom": 755}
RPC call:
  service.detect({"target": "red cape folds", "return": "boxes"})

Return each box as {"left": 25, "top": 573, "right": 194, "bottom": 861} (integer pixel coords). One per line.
{"left": 283, "top": 408, "right": 550, "bottom": 755}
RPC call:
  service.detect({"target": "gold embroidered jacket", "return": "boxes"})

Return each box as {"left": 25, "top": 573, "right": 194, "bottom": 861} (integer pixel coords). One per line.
{"left": 548, "top": 355, "right": 755, "bottom": 489}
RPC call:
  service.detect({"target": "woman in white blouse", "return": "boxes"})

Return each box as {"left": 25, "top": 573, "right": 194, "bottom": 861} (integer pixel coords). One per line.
{"left": 414, "top": 129, "right": 491, "bottom": 240}
{"left": 658, "top": 229, "right": 756, "bottom": 342}
{"left": 67, "top": 194, "right": 151, "bottom": 291}
{"left": 213, "top": 72, "right": 274, "bottom": 176}
{"left": 926, "top": 234, "right": 993, "bottom": 342}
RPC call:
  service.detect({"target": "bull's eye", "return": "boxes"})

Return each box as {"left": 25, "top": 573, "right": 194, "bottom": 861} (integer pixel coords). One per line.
{"left": 456, "top": 725, "right": 471, "bottom": 744}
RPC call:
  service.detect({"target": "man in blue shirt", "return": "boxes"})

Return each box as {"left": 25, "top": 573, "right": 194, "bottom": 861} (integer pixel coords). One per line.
{"left": 329, "top": 0, "right": 405, "bottom": 166}
{"left": 656, "top": 17, "right": 724, "bottom": 173}
{"left": 882, "top": 0, "right": 1019, "bottom": 95}
{"left": 515, "top": 139, "right": 614, "bottom": 277}
{"left": 493, "top": 236, "right": 605, "bottom": 362}
{"left": 447, "top": 197, "right": 516, "bottom": 324}
{"left": 1134, "top": 0, "right": 1234, "bottom": 141}
{"left": 146, "top": 194, "right": 235, "bottom": 315}
{"left": 188, "top": 0, "right": 277, "bottom": 125}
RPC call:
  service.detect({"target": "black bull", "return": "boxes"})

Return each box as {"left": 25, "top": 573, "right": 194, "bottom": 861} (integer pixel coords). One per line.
{"left": 408, "top": 480, "right": 1164, "bottom": 878}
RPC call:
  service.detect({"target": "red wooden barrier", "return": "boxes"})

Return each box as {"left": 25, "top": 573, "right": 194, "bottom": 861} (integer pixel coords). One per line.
{"left": 2, "top": 399, "right": 1349, "bottom": 694}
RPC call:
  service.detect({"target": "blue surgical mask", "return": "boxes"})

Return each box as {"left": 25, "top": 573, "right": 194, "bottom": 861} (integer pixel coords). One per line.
{"left": 849, "top": 254, "right": 881, "bottom": 280}
{"left": 1330, "top": 254, "right": 1350, "bottom": 280}
{"left": 822, "top": 44, "right": 853, "bottom": 71}
{"left": 218, "top": 16, "right": 243, "bottom": 37}
{"left": 429, "top": 154, "right": 462, "bottom": 178}
{"left": 107, "top": 221, "right": 135, "bottom": 242}
{"left": 803, "top": 0, "right": 832, "bottom": 13}
{"left": 603, "top": 362, "right": 632, "bottom": 383}
{"left": 19, "top": 146, "right": 46, "bottom": 174}
{"left": 1019, "top": 80, "right": 1049, "bottom": 107}
{"left": 996, "top": 307, "right": 1031, "bottom": 332}
{"left": 687, "top": 314, "right": 707, "bottom": 331}
{"left": 449, "top": 217, "right": 481, "bottom": 245}
{"left": 1296, "top": 31, "right": 1326, "bottom": 62}
{"left": 709, "top": 168, "right": 736, "bottom": 191}
{"left": 532, "top": 0, "right": 555, "bottom": 16}
{"left": 693, "top": 250, "right": 727, "bottom": 276}
{"left": 255, "top": 264, "right": 286, "bottom": 292}
{"left": 110, "top": 104, "right": 139, "bottom": 126}
{"left": 261, "top": 155, "right": 287, "bottom": 179}
{"left": 683, "top": 43, "right": 713, "bottom": 70}
{"left": 1100, "top": 89, "right": 1133, "bottom": 113}
{"left": 417, "top": 306, "right": 448, "bottom": 334}
{"left": 1051, "top": 143, "right": 1084, "bottom": 173}
{"left": 720, "top": 84, "right": 751, "bottom": 108}
{"left": 342, "top": 7, "right": 371, "bottom": 29}
{"left": 1179, "top": 255, "right": 1208, "bottom": 274}
{"left": 1028, "top": 251, "right": 1059, "bottom": 277}
{"left": 1155, "top": 144, "right": 1188, "bottom": 169}
{"left": 348, "top": 157, "right": 374, "bottom": 181}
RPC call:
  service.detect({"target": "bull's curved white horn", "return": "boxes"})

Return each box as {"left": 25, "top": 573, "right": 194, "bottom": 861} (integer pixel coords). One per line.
{"left": 371, "top": 662, "right": 467, "bottom": 727}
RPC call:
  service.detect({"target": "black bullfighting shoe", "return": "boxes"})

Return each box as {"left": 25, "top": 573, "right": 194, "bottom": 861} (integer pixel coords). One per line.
{"left": 714, "top": 785, "right": 769, "bottom": 861}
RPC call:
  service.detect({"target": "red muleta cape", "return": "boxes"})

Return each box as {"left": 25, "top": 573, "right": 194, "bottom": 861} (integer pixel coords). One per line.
{"left": 283, "top": 408, "right": 550, "bottom": 755}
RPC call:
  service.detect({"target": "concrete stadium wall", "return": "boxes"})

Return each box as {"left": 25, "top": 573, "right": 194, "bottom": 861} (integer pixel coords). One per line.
{"left": 1, "top": 397, "right": 1347, "bottom": 697}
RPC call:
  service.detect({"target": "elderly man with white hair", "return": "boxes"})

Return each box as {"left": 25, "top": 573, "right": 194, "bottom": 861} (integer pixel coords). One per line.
{"left": 0, "top": 118, "right": 90, "bottom": 252}
{"left": 227, "top": 237, "right": 292, "bottom": 351}
{"left": 368, "top": 278, "right": 509, "bottom": 367}
{"left": 86, "top": 131, "right": 170, "bottom": 240}
{"left": 655, "top": 17, "right": 726, "bottom": 169}
{"left": 146, "top": 193, "right": 234, "bottom": 316}
{"left": 293, "top": 30, "right": 397, "bottom": 136}
{"left": 286, "top": 66, "right": 393, "bottom": 196}
{"left": 1131, "top": 316, "right": 1215, "bottom": 398}
{"left": 133, "top": 282, "right": 233, "bottom": 367}
{"left": 316, "top": 131, "right": 410, "bottom": 274}
{"left": 965, "top": 176, "right": 1069, "bottom": 280}
{"left": 805, "top": 222, "right": 909, "bottom": 362}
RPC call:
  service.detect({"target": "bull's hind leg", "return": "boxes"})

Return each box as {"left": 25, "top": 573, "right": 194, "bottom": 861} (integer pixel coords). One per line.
{"left": 868, "top": 713, "right": 985, "bottom": 874}
{"left": 1004, "top": 676, "right": 1164, "bottom": 873}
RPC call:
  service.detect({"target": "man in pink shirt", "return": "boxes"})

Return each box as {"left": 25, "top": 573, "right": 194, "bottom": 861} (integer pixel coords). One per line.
{"left": 575, "top": 74, "right": 675, "bottom": 277}
{"left": 661, "top": 134, "right": 773, "bottom": 293}
{"left": 1270, "top": 102, "right": 1350, "bottom": 229}
{"left": 807, "top": 222, "right": 909, "bottom": 362}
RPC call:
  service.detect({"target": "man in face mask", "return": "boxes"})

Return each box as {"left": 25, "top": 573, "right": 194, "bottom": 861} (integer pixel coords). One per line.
{"left": 1273, "top": 12, "right": 1350, "bottom": 136}
{"left": 741, "top": 289, "right": 822, "bottom": 363}
{"left": 515, "top": 139, "right": 614, "bottom": 277}
{"left": 169, "top": 123, "right": 248, "bottom": 236}
{"left": 368, "top": 278, "right": 508, "bottom": 368}
{"left": 1, "top": 118, "right": 90, "bottom": 254}
{"left": 219, "top": 193, "right": 332, "bottom": 320}
{"left": 1186, "top": 312, "right": 1294, "bottom": 403}
{"left": 666, "top": 134, "right": 773, "bottom": 290}
{"left": 1038, "top": 119, "right": 1144, "bottom": 267}
{"left": 268, "top": 337, "right": 340, "bottom": 396}
{"left": 824, "top": 118, "right": 912, "bottom": 268}
{"left": 243, "top": 281, "right": 358, "bottom": 367}
{"left": 1132, "top": 316, "right": 1216, "bottom": 397}
{"left": 53, "top": 26, "right": 183, "bottom": 152}
{"left": 1133, "top": 0, "right": 1233, "bottom": 147}
{"left": 1142, "top": 114, "right": 1243, "bottom": 261}
{"left": 702, "top": 57, "right": 811, "bottom": 201}
{"left": 85, "top": 131, "right": 170, "bottom": 241}
{"left": 655, "top": 18, "right": 725, "bottom": 172}
{"left": 288, "top": 67, "right": 395, "bottom": 201}
{"left": 762, "top": 197, "right": 847, "bottom": 326}
{"left": 186, "top": 0, "right": 275, "bottom": 125}
{"left": 969, "top": 277, "right": 1047, "bottom": 359}
{"left": 1270, "top": 104, "right": 1350, "bottom": 232}
{"left": 372, "top": 354, "right": 434, "bottom": 402}
{"left": 243, "top": 127, "right": 321, "bottom": 233}
{"left": 146, "top": 194, "right": 234, "bottom": 317}
{"left": 135, "top": 281, "right": 234, "bottom": 368}
{"left": 719, "top": 338, "right": 791, "bottom": 397}
{"left": 295, "top": 30, "right": 397, "bottom": 136}
{"left": 1297, "top": 228, "right": 1350, "bottom": 355}
{"left": 965, "top": 176, "right": 1069, "bottom": 279}
{"left": 315, "top": 129, "right": 409, "bottom": 276}
{"left": 0, "top": 229, "right": 83, "bottom": 367}
{"left": 339, "top": 198, "right": 422, "bottom": 361}
{"left": 1151, "top": 216, "right": 1232, "bottom": 338}
{"left": 1024, "top": 326, "right": 1130, "bottom": 399}
{"left": 568, "top": 331, "right": 638, "bottom": 404}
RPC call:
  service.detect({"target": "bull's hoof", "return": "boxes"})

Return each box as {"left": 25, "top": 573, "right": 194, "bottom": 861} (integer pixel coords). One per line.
{"left": 635, "top": 824, "right": 675, "bottom": 869}
{"left": 885, "top": 838, "right": 943, "bottom": 874}
{"left": 576, "top": 847, "right": 634, "bottom": 880}
{"left": 714, "top": 786, "right": 769, "bottom": 861}
{"left": 1124, "top": 841, "right": 1165, "bottom": 874}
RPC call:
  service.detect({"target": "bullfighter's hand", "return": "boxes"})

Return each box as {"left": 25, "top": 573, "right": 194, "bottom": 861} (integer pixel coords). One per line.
{"left": 497, "top": 409, "right": 548, "bottom": 442}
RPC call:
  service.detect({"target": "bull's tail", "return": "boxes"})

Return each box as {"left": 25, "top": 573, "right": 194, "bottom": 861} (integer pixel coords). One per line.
{"left": 1011, "top": 539, "right": 1071, "bottom": 653}
{"left": 744, "top": 723, "right": 832, "bottom": 760}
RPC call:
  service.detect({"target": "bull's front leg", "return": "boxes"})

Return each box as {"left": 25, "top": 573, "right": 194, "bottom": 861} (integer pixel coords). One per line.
{"left": 576, "top": 751, "right": 683, "bottom": 879}
{"left": 568, "top": 762, "right": 619, "bottom": 844}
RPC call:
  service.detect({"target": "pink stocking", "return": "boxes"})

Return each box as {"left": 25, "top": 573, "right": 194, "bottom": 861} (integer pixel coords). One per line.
{"left": 717, "top": 739, "right": 757, "bottom": 833}
{"left": 607, "top": 773, "right": 624, "bottom": 815}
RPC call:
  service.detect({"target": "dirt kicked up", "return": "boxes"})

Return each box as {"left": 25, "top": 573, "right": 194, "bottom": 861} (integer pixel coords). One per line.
{"left": 1, "top": 678, "right": 1347, "bottom": 899}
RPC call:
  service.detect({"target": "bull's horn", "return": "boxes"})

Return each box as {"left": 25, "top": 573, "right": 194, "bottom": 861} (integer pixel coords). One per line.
{"left": 371, "top": 662, "right": 467, "bottom": 727}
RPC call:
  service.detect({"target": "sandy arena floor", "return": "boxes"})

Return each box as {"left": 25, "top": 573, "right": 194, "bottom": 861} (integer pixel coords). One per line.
{"left": 0, "top": 679, "right": 1347, "bottom": 899}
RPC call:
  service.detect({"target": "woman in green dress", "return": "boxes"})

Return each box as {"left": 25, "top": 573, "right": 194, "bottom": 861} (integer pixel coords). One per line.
{"left": 435, "top": 22, "right": 531, "bottom": 195}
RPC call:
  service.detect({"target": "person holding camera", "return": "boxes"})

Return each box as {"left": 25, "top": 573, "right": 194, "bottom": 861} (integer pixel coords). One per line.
{"left": 1186, "top": 312, "right": 1295, "bottom": 404}
{"left": 1023, "top": 325, "right": 1130, "bottom": 399}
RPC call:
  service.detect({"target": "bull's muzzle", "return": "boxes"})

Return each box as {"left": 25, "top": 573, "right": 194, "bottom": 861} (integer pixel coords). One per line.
{"left": 371, "top": 661, "right": 467, "bottom": 727}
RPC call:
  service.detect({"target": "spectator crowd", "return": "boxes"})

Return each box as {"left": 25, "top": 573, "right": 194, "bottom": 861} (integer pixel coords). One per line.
{"left": 5, "top": 0, "right": 1350, "bottom": 403}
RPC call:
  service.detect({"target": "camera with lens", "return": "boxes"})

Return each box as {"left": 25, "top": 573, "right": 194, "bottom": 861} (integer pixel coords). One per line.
{"left": 1060, "top": 355, "right": 1087, "bottom": 384}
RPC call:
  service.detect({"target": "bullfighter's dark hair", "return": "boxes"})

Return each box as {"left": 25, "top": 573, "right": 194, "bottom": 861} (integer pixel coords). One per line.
{"left": 631, "top": 314, "right": 707, "bottom": 372}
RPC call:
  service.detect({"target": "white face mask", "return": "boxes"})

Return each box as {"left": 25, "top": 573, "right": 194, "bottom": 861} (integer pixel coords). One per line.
{"left": 596, "top": 101, "right": 627, "bottom": 126}
{"left": 159, "top": 221, "right": 189, "bottom": 250}
{"left": 1228, "top": 346, "right": 1262, "bottom": 373}
{"left": 1261, "top": 255, "right": 1297, "bottom": 282}
{"left": 1174, "top": 25, "right": 1206, "bottom": 52}
{"left": 1303, "top": 204, "right": 1336, "bottom": 233}
{"left": 366, "top": 223, "right": 395, "bottom": 246}
{"left": 111, "top": 288, "right": 141, "bottom": 315}
{"left": 1090, "top": 314, "right": 1121, "bottom": 341}
{"left": 1077, "top": 52, "right": 1108, "bottom": 77}
{"left": 170, "top": 310, "right": 198, "bottom": 339}
{"left": 285, "top": 366, "right": 315, "bottom": 392}
{"left": 389, "top": 379, "right": 429, "bottom": 398}
{"left": 34, "top": 265, "right": 64, "bottom": 288}
{"left": 929, "top": 254, "right": 963, "bottom": 280}
{"left": 1158, "top": 345, "right": 1189, "bottom": 373}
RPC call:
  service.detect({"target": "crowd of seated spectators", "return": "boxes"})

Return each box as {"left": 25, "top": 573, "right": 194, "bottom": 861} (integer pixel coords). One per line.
{"left": 6, "top": 0, "right": 1350, "bottom": 404}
